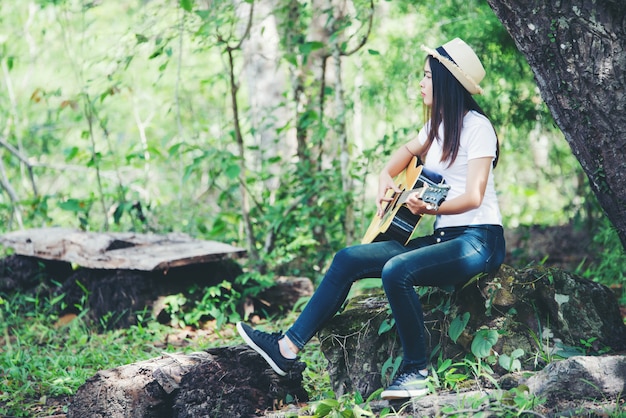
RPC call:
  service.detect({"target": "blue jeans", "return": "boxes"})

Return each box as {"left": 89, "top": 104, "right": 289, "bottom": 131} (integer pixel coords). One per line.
{"left": 285, "top": 224, "right": 505, "bottom": 370}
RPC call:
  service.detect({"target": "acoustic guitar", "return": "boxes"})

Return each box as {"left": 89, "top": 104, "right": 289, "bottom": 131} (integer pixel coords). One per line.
{"left": 362, "top": 156, "right": 450, "bottom": 245}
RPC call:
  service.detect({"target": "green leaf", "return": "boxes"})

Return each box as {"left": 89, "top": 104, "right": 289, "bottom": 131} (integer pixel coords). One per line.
{"left": 283, "top": 53, "right": 297, "bottom": 66}
{"left": 315, "top": 398, "right": 339, "bottom": 416}
{"left": 179, "top": 0, "right": 193, "bottom": 12}
{"left": 353, "top": 404, "right": 375, "bottom": 417}
{"left": 498, "top": 353, "right": 522, "bottom": 372}
{"left": 168, "top": 142, "right": 184, "bottom": 156}
{"left": 135, "top": 34, "right": 148, "bottom": 44}
{"left": 436, "top": 358, "right": 452, "bottom": 373}
{"left": 149, "top": 46, "right": 164, "bottom": 59}
{"left": 448, "top": 312, "right": 470, "bottom": 343}
{"left": 299, "top": 41, "right": 325, "bottom": 55}
{"left": 377, "top": 318, "right": 394, "bottom": 335}
{"left": 58, "top": 199, "right": 91, "bottom": 214}
{"left": 64, "top": 146, "right": 80, "bottom": 162}
{"left": 367, "top": 49, "right": 380, "bottom": 55}
{"left": 471, "top": 329, "right": 498, "bottom": 358}
{"left": 511, "top": 348, "right": 525, "bottom": 359}
{"left": 445, "top": 372, "right": 468, "bottom": 382}
{"left": 224, "top": 164, "right": 240, "bottom": 180}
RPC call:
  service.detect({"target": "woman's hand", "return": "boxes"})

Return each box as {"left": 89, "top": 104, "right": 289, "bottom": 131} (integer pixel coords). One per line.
{"left": 376, "top": 139, "right": 425, "bottom": 217}
{"left": 376, "top": 172, "right": 401, "bottom": 217}
{"left": 405, "top": 189, "right": 431, "bottom": 215}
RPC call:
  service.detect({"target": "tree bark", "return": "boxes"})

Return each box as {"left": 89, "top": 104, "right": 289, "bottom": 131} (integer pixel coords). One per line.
{"left": 67, "top": 346, "right": 308, "bottom": 418}
{"left": 486, "top": 0, "right": 626, "bottom": 248}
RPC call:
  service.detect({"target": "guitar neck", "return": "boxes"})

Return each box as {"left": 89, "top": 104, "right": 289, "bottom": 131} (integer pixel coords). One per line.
{"left": 394, "top": 188, "right": 426, "bottom": 206}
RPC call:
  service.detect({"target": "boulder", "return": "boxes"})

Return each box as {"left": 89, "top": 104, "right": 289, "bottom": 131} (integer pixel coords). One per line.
{"left": 380, "top": 356, "right": 626, "bottom": 417}
{"left": 318, "top": 265, "right": 626, "bottom": 398}
{"left": 524, "top": 355, "right": 626, "bottom": 401}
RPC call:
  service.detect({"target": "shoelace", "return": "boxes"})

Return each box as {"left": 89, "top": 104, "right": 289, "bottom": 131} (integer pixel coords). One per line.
{"left": 394, "top": 371, "right": 426, "bottom": 385}
{"left": 255, "top": 329, "right": 284, "bottom": 342}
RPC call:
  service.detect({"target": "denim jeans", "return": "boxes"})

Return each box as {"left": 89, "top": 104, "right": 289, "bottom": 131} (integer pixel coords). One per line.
{"left": 285, "top": 224, "right": 505, "bottom": 370}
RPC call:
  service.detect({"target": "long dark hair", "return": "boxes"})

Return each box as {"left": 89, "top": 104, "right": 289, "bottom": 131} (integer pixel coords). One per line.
{"left": 422, "top": 55, "right": 499, "bottom": 168}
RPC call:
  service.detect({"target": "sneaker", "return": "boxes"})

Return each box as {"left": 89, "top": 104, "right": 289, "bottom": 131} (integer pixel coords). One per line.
{"left": 236, "top": 322, "right": 296, "bottom": 376}
{"left": 381, "top": 370, "right": 429, "bottom": 400}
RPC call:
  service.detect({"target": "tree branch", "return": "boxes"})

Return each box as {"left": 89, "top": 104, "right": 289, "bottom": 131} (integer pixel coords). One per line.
{"left": 341, "top": 0, "right": 375, "bottom": 57}
{"left": 0, "top": 154, "right": 24, "bottom": 229}
{"left": 0, "top": 135, "right": 38, "bottom": 197}
{"left": 219, "top": 1, "right": 260, "bottom": 264}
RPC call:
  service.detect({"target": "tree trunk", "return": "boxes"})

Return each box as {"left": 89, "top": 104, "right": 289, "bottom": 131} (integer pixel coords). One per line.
{"left": 486, "top": 0, "right": 626, "bottom": 248}
{"left": 243, "top": 0, "right": 291, "bottom": 194}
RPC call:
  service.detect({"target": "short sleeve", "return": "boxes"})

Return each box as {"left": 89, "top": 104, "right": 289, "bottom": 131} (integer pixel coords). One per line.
{"left": 417, "top": 121, "right": 430, "bottom": 145}
{"left": 465, "top": 115, "right": 497, "bottom": 161}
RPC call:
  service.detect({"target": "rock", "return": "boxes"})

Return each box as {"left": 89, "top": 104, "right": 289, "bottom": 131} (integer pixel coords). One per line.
{"left": 525, "top": 355, "right": 626, "bottom": 400}
{"left": 67, "top": 345, "right": 308, "bottom": 418}
{"left": 376, "top": 357, "right": 626, "bottom": 417}
{"left": 319, "top": 265, "right": 626, "bottom": 398}
{"left": 318, "top": 296, "right": 400, "bottom": 398}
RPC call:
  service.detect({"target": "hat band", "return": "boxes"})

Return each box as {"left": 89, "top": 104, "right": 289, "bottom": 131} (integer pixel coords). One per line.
{"left": 436, "top": 46, "right": 458, "bottom": 66}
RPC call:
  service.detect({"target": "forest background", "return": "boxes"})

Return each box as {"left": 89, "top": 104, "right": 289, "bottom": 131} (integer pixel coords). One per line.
{"left": 1, "top": 0, "right": 625, "bottom": 416}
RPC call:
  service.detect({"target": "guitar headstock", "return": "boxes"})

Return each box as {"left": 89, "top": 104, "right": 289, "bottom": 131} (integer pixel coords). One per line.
{"left": 420, "top": 183, "right": 451, "bottom": 209}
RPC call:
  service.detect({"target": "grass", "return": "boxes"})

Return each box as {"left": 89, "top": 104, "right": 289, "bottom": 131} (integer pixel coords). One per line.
{"left": 0, "top": 289, "right": 334, "bottom": 418}
{"left": 0, "top": 292, "right": 209, "bottom": 416}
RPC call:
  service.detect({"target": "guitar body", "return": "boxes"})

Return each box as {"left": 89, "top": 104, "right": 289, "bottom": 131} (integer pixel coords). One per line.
{"left": 362, "top": 156, "right": 449, "bottom": 246}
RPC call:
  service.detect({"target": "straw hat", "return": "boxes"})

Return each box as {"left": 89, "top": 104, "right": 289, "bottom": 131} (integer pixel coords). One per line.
{"left": 421, "top": 38, "right": 485, "bottom": 95}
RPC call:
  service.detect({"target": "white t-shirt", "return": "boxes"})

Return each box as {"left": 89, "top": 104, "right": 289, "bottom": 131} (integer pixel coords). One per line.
{"left": 418, "top": 110, "right": 502, "bottom": 229}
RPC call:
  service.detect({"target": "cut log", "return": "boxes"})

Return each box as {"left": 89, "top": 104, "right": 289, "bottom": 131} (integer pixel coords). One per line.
{"left": 67, "top": 346, "right": 308, "bottom": 418}
{"left": 0, "top": 227, "right": 246, "bottom": 271}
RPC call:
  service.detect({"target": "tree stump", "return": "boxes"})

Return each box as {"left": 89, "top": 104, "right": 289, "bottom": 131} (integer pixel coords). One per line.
{"left": 318, "top": 265, "right": 626, "bottom": 398}
{"left": 67, "top": 345, "right": 308, "bottom": 418}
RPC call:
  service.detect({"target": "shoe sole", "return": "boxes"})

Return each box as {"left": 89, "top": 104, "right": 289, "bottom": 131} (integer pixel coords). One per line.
{"left": 381, "top": 387, "right": 428, "bottom": 400}
{"left": 236, "top": 322, "right": 288, "bottom": 376}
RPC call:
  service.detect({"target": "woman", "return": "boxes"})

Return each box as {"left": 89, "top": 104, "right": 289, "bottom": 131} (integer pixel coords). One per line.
{"left": 237, "top": 38, "right": 505, "bottom": 400}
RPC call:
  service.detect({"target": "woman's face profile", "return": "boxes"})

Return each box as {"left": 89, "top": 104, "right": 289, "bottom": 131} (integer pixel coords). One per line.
{"left": 420, "top": 59, "right": 433, "bottom": 107}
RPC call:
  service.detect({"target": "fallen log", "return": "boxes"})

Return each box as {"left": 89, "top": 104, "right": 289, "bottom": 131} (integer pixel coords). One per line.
{"left": 67, "top": 346, "right": 308, "bottom": 418}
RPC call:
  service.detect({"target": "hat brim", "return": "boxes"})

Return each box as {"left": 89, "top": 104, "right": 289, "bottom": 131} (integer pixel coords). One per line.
{"left": 421, "top": 45, "right": 484, "bottom": 95}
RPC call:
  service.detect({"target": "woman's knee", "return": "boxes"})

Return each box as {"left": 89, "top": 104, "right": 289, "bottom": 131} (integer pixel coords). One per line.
{"left": 333, "top": 246, "right": 358, "bottom": 266}
{"left": 333, "top": 244, "right": 373, "bottom": 266}
{"left": 381, "top": 258, "right": 412, "bottom": 289}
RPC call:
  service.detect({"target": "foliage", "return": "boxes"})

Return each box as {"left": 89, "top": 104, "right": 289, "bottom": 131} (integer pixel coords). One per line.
{"left": 0, "top": 290, "right": 190, "bottom": 417}
{"left": 579, "top": 217, "right": 626, "bottom": 306}
{"left": 448, "top": 311, "right": 469, "bottom": 343}
{"left": 307, "top": 392, "right": 376, "bottom": 418}
{"left": 162, "top": 271, "right": 275, "bottom": 329}
{"left": 498, "top": 348, "right": 524, "bottom": 373}
{"left": 0, "top": 0, "right": 604, "bottom": 279}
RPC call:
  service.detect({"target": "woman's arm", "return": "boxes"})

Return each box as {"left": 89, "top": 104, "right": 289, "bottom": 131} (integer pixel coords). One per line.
{"left": 376, "top": 138, "right": 426, "bottom": 216}
{"left": 405, "top": 156, "right": 493, "bottom": 216}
